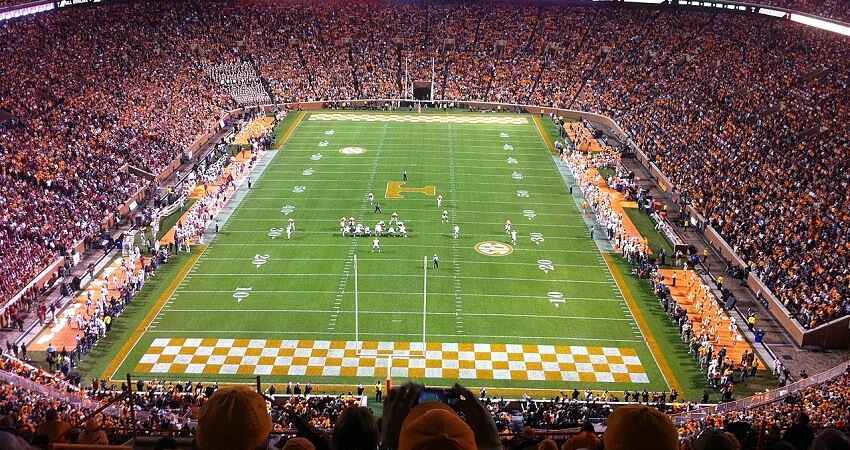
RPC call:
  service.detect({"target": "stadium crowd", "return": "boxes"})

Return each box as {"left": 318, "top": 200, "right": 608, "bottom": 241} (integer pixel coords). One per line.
{"left": 1, "top": 0, "right": 850, "bottom": 447}
{"left": 2, "top": 359, "right": 850, "bottom": 449}
{"left": 2, "top": 1, "right": 847, "bottom": 330}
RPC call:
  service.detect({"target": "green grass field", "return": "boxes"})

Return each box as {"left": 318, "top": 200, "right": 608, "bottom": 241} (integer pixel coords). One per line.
{"left": 110, "top": 111, "right": 670, "bottom": 393}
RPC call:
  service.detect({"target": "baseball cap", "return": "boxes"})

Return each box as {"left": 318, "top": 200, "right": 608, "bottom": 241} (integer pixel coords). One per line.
{"left": 603, "top": 404, "right": 678, "bottom": 450}
{"left": 282, "top": 437, "right": 315, "bottom": 450}
{"left": 399, "top": 401, "right": 476, "bottom": 450}
{"left": 196, "top": 386, "right": 272, "bottom": 450}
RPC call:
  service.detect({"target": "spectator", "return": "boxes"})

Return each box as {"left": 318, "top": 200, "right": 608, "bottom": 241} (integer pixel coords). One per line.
{"left": 781, "top": 412, "right": 816, "bottom": 450}
{"left": 561, "top": 422, "right": 601, "bottom": 450}
{"left": 603, "top": 404, "right": 678, "bottom": 450}
{"left": 34, "top": 408, "right": 70, "bottom": 444}
{"left": 812, "top": 428, "right": 850, "bottom": 450}
{"left": 332, "top": 406, "right": 379, "bottom": 450}
{"left": 77, "top": 417, "right": 108, "bottom": 445}
{"left": 382, "top": 382, "right": 501, "bottom": 450}
{"left": 195, "top": 386, "right": 272, "bottom": 450}
{"left": 692, "top": 429, "right": 740, "bottom": 450}
{"left": 399, "top": 402, "right": 477, "bottom": 450}
{"left": 283, "top": 437, "right": 316, "bottom": 450}
{"left": 538, "top": 439, "right": 558, "bottom": 450}
{"left": 0, "top": 431, "right": 33, "bottom": 450}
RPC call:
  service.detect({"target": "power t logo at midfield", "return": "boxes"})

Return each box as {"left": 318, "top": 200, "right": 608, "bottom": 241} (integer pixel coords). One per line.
{"left": 385, "top": 181, "right": 435, "bottom": 199}
{"left": 474, "top": 241, "right": 513, "bottom": 256}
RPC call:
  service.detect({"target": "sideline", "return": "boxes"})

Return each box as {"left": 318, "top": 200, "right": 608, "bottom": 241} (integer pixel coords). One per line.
{"left": 104, "top": 247, "right": 206, "bottom": 381}
{"left": 603, "top": 253, "right": 683, "bottom": 394}
{"left": 105, "top": 113, "right": 307, "bottom": 380}
{"left": 275, "top": 111, "right": 306, "bottom": 150}
{"left": 532, "top": 115, "right": 557, "bottom": 155}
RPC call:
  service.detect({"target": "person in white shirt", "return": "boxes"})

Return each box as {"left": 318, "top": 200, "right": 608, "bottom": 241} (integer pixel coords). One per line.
{"left": 442, "top": 210, "right": 449, "bottom": 223}
{"left": 454, "top": 225, "right": 460, "bottom": 239}
{"left": 372, "top": 237, "right": 380, "bottom": 252}
{"left": 510, "top": 229, "right": 517, "bottom": 245}
{"left": 505, "top": 219, "right": 512, "bottom": 234}
{"left": 437, "top": 195, "right": 443, "bottom": 207}
{"left": 286, "top": 225, "right": 292, "bottom": 240}
{"left": 397, "top": 222, "right": 407, "bottom": 237}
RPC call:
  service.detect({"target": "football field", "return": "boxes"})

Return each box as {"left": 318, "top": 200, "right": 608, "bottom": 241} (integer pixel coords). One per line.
{"left": 113, "top": 111, "right": 668, "bottom": 392}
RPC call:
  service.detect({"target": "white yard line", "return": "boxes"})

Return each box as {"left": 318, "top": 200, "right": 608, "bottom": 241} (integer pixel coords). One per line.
{"left": 161, "top": 309, "right": 635, "bottom": 321}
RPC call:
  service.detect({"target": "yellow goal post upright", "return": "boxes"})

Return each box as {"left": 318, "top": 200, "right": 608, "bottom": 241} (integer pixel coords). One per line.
{"left": 353, "top": 255, "right": 428, "bottom": 392}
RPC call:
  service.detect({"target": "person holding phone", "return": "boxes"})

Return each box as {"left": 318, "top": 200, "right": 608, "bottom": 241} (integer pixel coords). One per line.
{"left": 381, "top": 382, "right": 501, "bottom": 450}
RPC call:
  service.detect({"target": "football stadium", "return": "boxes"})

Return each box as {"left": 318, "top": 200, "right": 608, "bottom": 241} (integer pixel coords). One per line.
{"left": 1, "top": 0, "right": 849, "bottom": 449}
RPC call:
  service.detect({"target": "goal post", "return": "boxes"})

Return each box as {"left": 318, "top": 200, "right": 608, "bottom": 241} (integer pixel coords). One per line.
{"left": 422, "top": 255, "right": 427, "bottom": 352}
{"left": 353, "top": 255, "right": 427, "bottom": 360}
{"left": 354, "top": 254, "right": 360, "bottom": 352}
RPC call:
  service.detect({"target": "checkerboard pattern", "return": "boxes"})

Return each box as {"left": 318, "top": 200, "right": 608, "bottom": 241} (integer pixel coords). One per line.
{"left": 308, "top": 113, "right": 529, "bottom": 125}
{"left": 134, "top": 339, "right": 649, "bottom": 383}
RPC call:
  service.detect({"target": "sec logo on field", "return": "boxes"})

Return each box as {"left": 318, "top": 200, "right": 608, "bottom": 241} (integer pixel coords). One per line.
{"left": 474, "top": 241, "right": 513, "bottom": 257}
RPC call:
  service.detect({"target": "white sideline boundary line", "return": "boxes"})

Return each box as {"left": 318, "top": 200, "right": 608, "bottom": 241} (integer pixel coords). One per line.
{"left": 141, "top": 329, "right": 645, "bottom": 343}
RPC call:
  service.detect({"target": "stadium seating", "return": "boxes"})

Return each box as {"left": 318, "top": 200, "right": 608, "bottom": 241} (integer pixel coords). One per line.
{"left": 4, "top": 0, "right": 846, "bottom": 327}
{"left": 1, "top": 0, "right": 850, "bottom": 446}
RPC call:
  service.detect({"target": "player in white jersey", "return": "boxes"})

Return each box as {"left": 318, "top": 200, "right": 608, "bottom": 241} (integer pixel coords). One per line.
{"left": 397, "top": 221, "right": 407, "bottom": 237}
{"left": 368, "top": 192, "right": 374, "bottom": 205}
{"left": 286, "top": 225, "right": 292, "bottom": 240}
{"left": 511, "top": 229, "right": 517, "bottom": 245}
{"left": 505, "top": 219, "right": 512, "bottom": 234}
{"left": 437, "top": 195, "right": 443, "bottom": 207}
{"left": 289, "top": 217, "right": 295, "bottom": 231}
{"left": 375, "top": 222, "right": 383, "bottom": 236}
{"left": 453, "top": 225, "right": 459, "bottom": 239}
{"left": 442, "top": 210, "right": 449, "bottom": 223}
{"left": 341, "top": 217, "right": 347, "bottom": 233}
{"left": 390, "top": 212, "right": 399, "bottom": 225}
{"left": 372, "top": 237, "right": 381, "bottom": 252}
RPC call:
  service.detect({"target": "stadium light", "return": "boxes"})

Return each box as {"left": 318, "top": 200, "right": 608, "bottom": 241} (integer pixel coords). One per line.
{"left": 790, "top": 13, "right": 850, "bottom": 36}
{"left": 758, "top": 7, "right": 788, "bottom": 18}
{"left": 0, "top": 3, "right": 53, "bottom": 22}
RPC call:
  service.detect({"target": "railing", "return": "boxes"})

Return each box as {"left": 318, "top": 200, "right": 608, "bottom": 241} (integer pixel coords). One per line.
{"left": 670, "top": 359, "right": 850, "bottom": 424}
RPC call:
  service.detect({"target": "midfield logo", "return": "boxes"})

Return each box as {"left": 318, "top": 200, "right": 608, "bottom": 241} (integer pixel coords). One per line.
{"left": 385, "top": 181, "right": 436, "bottom": 199}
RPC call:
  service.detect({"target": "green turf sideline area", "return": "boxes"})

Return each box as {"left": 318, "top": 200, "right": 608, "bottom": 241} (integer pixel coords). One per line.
{"left": 111, "top": 111, "right": 668, "bottom": 392}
